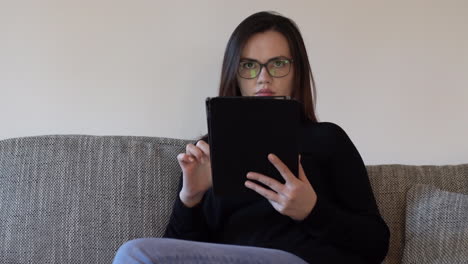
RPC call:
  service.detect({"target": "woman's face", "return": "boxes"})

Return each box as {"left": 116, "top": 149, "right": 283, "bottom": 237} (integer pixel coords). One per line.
{"left": 237, "top": 30, "right": 294, "bottom": 97}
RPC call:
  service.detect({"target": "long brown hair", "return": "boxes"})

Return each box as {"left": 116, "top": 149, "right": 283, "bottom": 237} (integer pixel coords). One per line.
{"left": 200, "top": 11, "right": 318, "bottom": 142}
{"left": 219, "top": 11, "right": 318, "bottom": 122}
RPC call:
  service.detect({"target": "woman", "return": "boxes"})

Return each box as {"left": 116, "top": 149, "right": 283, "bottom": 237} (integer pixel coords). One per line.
{"left": 113, "top": 11, "right": 390, "bottom": 264}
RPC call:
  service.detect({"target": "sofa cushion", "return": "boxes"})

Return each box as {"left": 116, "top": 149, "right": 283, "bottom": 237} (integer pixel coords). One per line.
{"left": 366, "top": 164, "right": 468, "bottom": 264}
{"left": 401, "top": 184, "right": 468, "bottom": 264}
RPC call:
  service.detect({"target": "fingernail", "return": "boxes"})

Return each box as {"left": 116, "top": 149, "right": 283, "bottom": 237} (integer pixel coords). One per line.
{"left": 189, "top": 157, "right": 194, "bottom": 162}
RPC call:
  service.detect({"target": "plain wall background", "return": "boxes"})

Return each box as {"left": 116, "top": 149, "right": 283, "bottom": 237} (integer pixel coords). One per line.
{"left": 1, "top": 0, "right": 467, "bottom": 165}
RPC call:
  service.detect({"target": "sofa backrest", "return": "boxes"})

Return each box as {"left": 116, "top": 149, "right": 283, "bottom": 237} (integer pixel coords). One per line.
{"left": 1, "top": 135, "right": 467, "bottom": 263}
{"left": 0, "top": 135, "right": 191, "bottom": 263}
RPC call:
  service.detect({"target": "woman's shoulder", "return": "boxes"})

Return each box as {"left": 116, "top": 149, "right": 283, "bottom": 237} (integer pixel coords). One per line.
{"left": 300, "top": 121, "right": 351, "bottom": 154}
{"left": 302, "top": 120, "right": 348, "bottom": 139}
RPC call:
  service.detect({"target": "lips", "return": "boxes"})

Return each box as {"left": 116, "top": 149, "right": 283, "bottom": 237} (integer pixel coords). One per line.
{"left": 255, "top": 88, "right": 274, "bottom": 96}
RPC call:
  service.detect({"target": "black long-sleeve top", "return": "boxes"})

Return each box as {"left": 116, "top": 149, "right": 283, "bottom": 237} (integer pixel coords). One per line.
{"left": 164, "top": 121, "right": 390, "bottom": 264}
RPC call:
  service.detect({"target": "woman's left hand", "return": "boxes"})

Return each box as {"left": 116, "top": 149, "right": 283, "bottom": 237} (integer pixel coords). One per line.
{"left": 245, "top": 154, "right": 317, "bottom": 221}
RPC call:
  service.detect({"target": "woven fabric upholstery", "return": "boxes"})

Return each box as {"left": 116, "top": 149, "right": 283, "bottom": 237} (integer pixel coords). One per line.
{"left": 401, "top": 184, "right": 468, "bottom": 264}
{"left": 0, "top": 135, "right": 192, "bottom": 264}
{"left": 1, "top": 135, "right": 467, "bottom": 263}
{"left": 367, "top": 164, "right": 468, "bottom": 264}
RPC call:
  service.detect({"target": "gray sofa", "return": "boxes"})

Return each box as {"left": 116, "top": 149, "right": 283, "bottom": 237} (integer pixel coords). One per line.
{"left": 0, "top": 135, "right": 467, "bottom": 264}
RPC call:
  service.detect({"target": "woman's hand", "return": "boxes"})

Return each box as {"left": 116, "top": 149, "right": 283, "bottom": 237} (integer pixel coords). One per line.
{"left": 177, "top": 140, "right": 212, "bottom": 208}
{"left": 245, "top": 154, "right": 317, "bottom": 221}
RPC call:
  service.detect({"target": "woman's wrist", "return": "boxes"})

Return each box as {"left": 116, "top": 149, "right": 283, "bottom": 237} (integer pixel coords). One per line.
{"left": 179, "top": 190, "right": 205, "bottom": 208}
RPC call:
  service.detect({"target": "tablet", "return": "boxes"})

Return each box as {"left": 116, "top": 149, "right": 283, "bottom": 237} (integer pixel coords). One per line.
{"left": 206, "top": 96, "right": 302, "bottom": 201}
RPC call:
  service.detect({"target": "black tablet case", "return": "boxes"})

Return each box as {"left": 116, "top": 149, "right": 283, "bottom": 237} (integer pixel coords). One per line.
{"left": 206, "top": 96, "right": 302, "bottom": 201}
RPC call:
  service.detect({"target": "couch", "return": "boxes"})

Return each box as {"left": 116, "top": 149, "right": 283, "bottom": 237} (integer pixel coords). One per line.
{"left": 0, "top": 135, "right": 467, "bottom": 263}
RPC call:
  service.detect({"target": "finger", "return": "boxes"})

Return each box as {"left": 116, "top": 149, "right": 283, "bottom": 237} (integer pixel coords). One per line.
{"left": 177, "top": 153, "right": 194, "bottom": 163}
{"left": 186, "top": 144, "right": 205, "bottom": 163}
{"left": 195, "top": 140, "right": 210, "bottom": 159}
{"left": 298, "top": 158, "right": 309, "bottom": 183}
{"left": 245, "top": 180, "right": 281, "bottom": 203}
{"left": 246, "top": 172, "right": 284, "bottom": 194}
{"left": 297, "top": 155, "right": 306, "bottom": 180}
{"left": 268, "top": 154, "right": 296, "bottom": 183}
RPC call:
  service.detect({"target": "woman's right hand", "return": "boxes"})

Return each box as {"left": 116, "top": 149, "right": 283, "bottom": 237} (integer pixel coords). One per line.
{"left": 176, "top": 140, "right": 212, "bottom": 208}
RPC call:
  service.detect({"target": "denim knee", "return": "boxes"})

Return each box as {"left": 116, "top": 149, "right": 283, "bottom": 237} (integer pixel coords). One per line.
{"left": 113, "top": 238, "right": 159, "bottom": 264}
{"left": 113, "top": 238, "right": 309, "bottom": 264}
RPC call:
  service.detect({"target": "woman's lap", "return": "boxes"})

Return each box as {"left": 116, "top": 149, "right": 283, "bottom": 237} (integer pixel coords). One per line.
{"left": 112, "top": 237, "right": 308, "bottom": 264}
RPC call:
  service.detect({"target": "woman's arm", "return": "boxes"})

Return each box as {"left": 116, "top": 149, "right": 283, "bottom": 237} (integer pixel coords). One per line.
{"left": 299, "top": 122, "right": 390, "bottom": 263}
{"left": 164, "top": 138, "right": 213, "bottom": 241}
{"left": 163, "top": 174, "right": 212, "bottom": 242}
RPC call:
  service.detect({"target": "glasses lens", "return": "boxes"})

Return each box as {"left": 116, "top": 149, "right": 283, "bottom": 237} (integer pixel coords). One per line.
{"left": 267, "top": 59, "right": 291, "bottom": 77}
{"left": 239, "top": 61, "right": 260, "bottom": 79}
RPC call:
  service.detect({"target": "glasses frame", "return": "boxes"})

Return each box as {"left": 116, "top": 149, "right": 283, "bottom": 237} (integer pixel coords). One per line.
{"left": 238, "top": 57, "right": 294, "bottom": 79}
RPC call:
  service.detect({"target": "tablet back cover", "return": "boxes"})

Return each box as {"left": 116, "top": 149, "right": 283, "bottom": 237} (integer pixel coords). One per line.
{"left": 206, "top": 96, "right": 301, "bottom": 201}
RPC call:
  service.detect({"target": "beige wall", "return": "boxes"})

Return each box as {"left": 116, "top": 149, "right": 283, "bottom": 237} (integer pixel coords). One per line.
{"left": 1, "top": 0, "right": 467, "bottom": 165}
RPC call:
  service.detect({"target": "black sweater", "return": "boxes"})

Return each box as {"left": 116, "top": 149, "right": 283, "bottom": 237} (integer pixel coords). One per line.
{"left": 164, "top": 121, "right": 390, "bottom": 264}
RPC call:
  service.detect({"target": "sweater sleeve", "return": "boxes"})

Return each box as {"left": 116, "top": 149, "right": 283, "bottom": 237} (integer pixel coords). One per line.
{"left": 299, "top": 123, "right": 390, "bottom": 264}
{"left": 163, "top": 174, "right": 212, "bottom": 242}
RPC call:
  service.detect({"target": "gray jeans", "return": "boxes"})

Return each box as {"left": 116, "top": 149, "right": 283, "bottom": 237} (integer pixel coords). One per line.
{"left": 112, "top": 238, "right": 308, "bottom": 264}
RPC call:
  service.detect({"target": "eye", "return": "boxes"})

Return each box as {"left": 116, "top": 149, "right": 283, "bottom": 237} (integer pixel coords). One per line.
{"left": 241, "top": 61, "right": 256, "bottom": 69}
{"left": 272, "top": 60, "right": 288, "bottom": 67}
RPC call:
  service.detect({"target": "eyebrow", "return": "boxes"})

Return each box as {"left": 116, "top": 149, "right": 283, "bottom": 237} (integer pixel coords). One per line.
{"left": 239, "top": 56, "right": 288, "bottom": 62}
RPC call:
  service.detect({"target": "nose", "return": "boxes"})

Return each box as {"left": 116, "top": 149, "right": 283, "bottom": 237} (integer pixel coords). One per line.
{"left": 256, "top": 66, "right": 272, "bottom": 84}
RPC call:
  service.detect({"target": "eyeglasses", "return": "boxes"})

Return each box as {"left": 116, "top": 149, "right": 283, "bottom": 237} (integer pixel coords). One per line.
{"left": 238, "top": 57, "right": 294, "bottom": 79}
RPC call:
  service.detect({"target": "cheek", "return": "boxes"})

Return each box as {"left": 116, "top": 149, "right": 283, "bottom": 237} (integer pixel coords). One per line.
{"left": 237, "top": 78, "right": 256, "bottom": 96}
{"left": 282, "top": 72, "right": 295, "bottom": 96}
{"left": 288, "top": 75, "right": 295, "bottom": 93}
{"left": 289, "top": 68, "right": 296, "bottom": 94}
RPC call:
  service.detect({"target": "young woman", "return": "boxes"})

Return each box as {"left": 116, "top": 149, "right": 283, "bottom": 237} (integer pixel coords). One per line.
{"left": 113, "top": 11, "right": 390, "bottom": 264}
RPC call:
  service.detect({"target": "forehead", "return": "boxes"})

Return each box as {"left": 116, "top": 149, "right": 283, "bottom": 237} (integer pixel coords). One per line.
{"left": 240, "top": 30, "right": 291, "bottom": 61}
